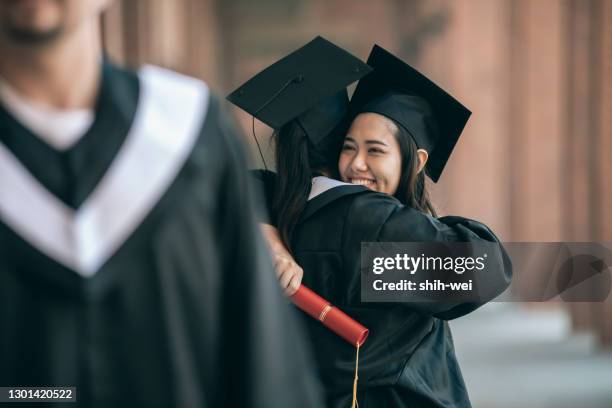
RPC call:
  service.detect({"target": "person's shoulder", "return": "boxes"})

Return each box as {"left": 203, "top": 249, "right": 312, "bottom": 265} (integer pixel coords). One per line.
{"left": 137, "top": 65, "right": 210, "bottom": 95}
{"left": 305, "top": 186, "right": 402, "bottom": 223}
{"left": 249, "top": 169, "right": 277, "bottom": 217}
{"left": 132, "top": 64, "right": 212, "bottom": 133}
{"left": 335, "top": 189, "right": 403, "bottom": 237}
{"left": 133, "top": 65, "right": 242, "bottom": 147}
{"left": 133, "top": 66, "right": 244, "bottom": 180}
{"left": 250, "top": 169, "right": 277, "bottom": 185}
{"left": 137, "top": 64, "right": 221, "bottom": 130}
{"left": 108, "top": 62, "right": 210, "bottom": 99}
{"left": 345, "top": 188, "right": 402, "bottom": 215}
{"left": 301, "top": 182, "right": 371, "bottom": 222}
{"left": 141, "top": 68, "right": 240, "bottom": 155}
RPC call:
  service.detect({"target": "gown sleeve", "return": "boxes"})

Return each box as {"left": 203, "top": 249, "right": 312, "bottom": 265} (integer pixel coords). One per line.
{"left": 249, "top": 169, "right": 277, "bottom": 225}
{"left": 208, "top": 99, "right": 322, "bottom": 407}
{"left": 431, "top": 215, "right": 513, "bottom": 319}
{"left": 341, "top": 192, "right": 512, "bottom": 320}
{"left": 376, "top": 205, "right": 512, "bottom": 319}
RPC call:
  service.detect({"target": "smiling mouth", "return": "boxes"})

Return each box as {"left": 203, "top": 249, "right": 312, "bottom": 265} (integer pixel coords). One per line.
{"left": 350, "top": 178, "right": 376, "bottom": 187}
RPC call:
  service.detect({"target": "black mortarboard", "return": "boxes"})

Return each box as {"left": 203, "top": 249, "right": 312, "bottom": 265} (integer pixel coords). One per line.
{"left": 226, "top": 36, "right": 372, "bottom": 146}
{"left": 349, "top": 45, "right": 472, "bottom": 182}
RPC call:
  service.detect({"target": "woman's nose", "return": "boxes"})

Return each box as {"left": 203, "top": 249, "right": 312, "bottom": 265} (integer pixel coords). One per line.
{"left": 350, "top": 152, "right": 368, "bottom": 172}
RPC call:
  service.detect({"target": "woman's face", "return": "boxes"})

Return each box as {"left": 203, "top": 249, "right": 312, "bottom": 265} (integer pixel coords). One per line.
{"left": 338, "top": 112, "right": 402, "bottom": 195}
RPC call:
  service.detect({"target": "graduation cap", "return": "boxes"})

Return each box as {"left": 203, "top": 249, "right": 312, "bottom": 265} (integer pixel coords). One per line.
{"left": 349, "top": 45, "right": 472, "bottom": 182}
{"left": 227, "top": 36, "right": 372, "bottom": 150}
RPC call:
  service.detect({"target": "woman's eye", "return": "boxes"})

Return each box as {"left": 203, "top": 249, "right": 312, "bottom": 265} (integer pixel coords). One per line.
{"left": 341, "top": 144, "right": 355, "bottom": 151}
{"left": 368, "top": 148, "right": 384, "bottom": 154}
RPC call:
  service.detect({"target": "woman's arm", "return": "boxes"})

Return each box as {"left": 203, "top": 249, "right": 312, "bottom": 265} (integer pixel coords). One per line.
{"left": 261, "top": 223, "right": 303, "bottom": 296}
{"left": 341, "top": 193, "right": 511, "bottom": 319}
{"left": 249, "top": 170, "right": 303, "bottom": 296}
{"left": 376, "top": 207, "right": 512, "bottom": 319}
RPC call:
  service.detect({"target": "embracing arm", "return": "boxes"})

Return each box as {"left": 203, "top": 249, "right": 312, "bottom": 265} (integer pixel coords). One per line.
{"left": 377, "top": 206, "right": 513, "bottom": 319}
{"left": 249, "top": 169, "right": 304, "bottom": 296}
{"left": 260, "top": 223, "right": 303, "bottom": 296}
{"left": 341, "top": 192, "right": 512, "bottom": 320}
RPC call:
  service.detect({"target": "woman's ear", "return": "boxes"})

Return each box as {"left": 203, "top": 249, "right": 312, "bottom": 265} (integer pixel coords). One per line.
{"left": 416, "top": 149, "right": 429, "bottom": 173}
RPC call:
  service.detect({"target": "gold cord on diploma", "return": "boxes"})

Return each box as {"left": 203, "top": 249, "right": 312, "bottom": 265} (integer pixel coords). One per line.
{"left": 351, "top": 342, "right": 361, "bottom": 408}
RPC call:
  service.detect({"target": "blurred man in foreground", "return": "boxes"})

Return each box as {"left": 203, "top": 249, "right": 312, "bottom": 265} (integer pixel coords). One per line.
{"left": 0, "top": 1, "right": 321, "bottom": 406}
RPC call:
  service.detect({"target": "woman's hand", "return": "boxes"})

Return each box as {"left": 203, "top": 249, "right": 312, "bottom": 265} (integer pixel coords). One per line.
{"left": 272, "top": 251, "right": 303, "bottom": 296}
{"left": 260, "top": 224, "right": 303, "bottom": 296}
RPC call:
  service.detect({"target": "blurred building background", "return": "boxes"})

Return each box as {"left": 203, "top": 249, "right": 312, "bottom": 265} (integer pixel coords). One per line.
{"left": 101, "top": 0, "right": 611, "bottom": 406}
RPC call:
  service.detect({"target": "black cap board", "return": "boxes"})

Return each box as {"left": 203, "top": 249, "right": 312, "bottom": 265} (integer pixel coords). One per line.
{"left": 349, "top": 45, "right": 472, "bottom": 182}
{"left": 226, "top": 36, "right": 372, "bottom": 145}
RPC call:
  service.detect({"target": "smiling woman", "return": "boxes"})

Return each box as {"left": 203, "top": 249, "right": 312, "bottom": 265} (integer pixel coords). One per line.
{"left": 339, "top": 111, "right": 435, "bottom": 215}
{"left": 339, "top": 45, "right": 473, "bottom": 218}
{"left": 339, "top": 112, "right": 403, "bottom": 193}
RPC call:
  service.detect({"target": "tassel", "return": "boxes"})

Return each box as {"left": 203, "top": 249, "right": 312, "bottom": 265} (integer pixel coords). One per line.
{"left": 351, "top": 342, "right": 361, "bottom": 408}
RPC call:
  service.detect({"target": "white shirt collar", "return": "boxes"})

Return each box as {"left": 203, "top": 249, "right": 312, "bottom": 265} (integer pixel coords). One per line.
{"left": 308, "top": 176, "right": 353, "bottom": 200}
{"left": 0, "top": 77, "right": 94, "bottom": 150}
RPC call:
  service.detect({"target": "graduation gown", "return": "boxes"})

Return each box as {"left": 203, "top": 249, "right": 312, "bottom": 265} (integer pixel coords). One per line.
{"left": 0, "top": 64, "right": 323, "bottom": 408}
{"left": 253, "top": 172, "right": 512, "bottom": 408}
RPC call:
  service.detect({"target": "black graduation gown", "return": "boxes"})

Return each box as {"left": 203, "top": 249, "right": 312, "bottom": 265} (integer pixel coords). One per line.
{"left": 253, "top": 172, "right": 512, "bottom": 408}
{"left": 0, "top": 64, "right": 323, "bottom": 408}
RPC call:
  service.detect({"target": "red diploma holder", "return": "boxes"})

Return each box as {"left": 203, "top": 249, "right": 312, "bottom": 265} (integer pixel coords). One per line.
{"left": 290, "top": 285, "right": 369, "bottom": 347}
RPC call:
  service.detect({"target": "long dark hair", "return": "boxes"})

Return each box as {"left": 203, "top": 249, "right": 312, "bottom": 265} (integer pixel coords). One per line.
{"left": 392, "top": 123, "right": 437, "bottom": 217}
{"left": 272, "top": 122, "right": 313, "bottom": 250}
